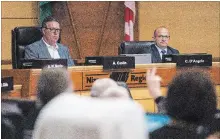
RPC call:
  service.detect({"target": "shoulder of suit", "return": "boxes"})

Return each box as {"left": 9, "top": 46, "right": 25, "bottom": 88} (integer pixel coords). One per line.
{"left": 167, "top": 46, "right": 179, "bottom": 53}
{"left": 57, "top": 43, "right": 68, "bottom": 49}
{"left": 150, "top": 44, "right": 155, "bottom": 47}
{"left": 150, "top": 44, "right": 157, "bottom": 51}
{"left": 26, "top": 40, "right": 43, "bottom": 48}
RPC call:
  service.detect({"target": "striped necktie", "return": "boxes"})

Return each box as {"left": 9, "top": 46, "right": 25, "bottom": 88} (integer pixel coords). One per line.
{"left": 161, "top": 50, "right": 166, "bottom": 55}
{"left": 161, "top": 50, "right": 166, "bottom": 60}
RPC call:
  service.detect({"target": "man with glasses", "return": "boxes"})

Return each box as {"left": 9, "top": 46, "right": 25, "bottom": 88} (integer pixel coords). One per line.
{"left": 25, "top": 16, "right": 74, "bottom": 66}
{"left": 150, "top": 26, "right": 179, "bottom": 63}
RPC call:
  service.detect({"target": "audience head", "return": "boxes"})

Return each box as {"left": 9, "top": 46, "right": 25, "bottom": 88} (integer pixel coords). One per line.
{"left": 99, "top": 86, "right": 130, "bottom": 98}
{"left": 37, "top": 67, "right": 73, "bottom": 105}
{"left": 90, "top": 78, "right": 130, "bottom": 99}
{"left": 90, "top": 78, "right": 118, "bottom": 97}
{"left": 41, "top": 16, "right": 61, "bottom": 46}
{"left": 153, "top": 26, "right": 170, "bottom": 48}
{"left": 166, "top": 69, "right": 217, "bottom": 124}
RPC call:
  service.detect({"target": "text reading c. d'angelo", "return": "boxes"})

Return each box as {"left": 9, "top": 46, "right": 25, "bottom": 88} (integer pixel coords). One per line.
{"left": 185, "top": 59, "right": 205, "bottom": 64}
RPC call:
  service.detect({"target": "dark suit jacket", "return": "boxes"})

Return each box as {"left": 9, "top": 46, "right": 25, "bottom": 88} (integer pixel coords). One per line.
{"left": 150, "top": 44, "right": 179, "bottom": 63}
{"left": 24, "top": 40, "right": 74, "bottom": 67}
{"left": 2, "top": 101, "right": 24, "bottom": 139}
{"left": 149, "top": 124, "right": 206, "bottom": 139}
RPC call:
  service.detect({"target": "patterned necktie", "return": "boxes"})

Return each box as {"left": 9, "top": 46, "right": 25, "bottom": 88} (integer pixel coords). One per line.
{"left": 161, "top": 50, "right": 166, "bottom": 60}
{"left": 161, "top": 50, "right": 166, "bottom": 55}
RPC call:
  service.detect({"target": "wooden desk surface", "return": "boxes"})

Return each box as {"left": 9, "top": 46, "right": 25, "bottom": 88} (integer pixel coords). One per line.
{"left": 2, "top": 62, "right": 220, "bottom": 98}
{"left": 2, "top": 62, "right": 220, "bottom": 112}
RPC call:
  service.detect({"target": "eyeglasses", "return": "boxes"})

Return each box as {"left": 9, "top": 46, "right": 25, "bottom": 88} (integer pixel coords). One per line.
{"left": 156, "top": 35, "right": 170, "bottom": 39}
{"left": 44, "top": 27, "right": 61, "bottom": 33}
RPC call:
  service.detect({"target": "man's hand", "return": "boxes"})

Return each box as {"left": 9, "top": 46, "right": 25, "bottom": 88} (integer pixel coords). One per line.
{"left": 146, "top": 68, "right": 162, "bottom": 99}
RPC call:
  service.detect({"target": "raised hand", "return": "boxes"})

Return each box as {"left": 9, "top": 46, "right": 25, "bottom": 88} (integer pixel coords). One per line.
{"left": 146, "top": 68, "right": 162, "bottom": 99}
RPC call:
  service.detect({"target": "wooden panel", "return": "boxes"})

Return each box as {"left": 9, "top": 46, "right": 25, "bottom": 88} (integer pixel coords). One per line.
{"left": 2, "top": 63, "right": 220, "bottom": 98}
{"left": 29, "top": 70, "right": 84, "bottom": 96}
{"left": 128, "top": 67, "right": 176, "bottom": 87}
{"left": 98, "top": 2, "right": 125, "bottom": 56}
{"left": 1, "top": 19, "right": 39, "bottom": 60}
{"left": 79, "top": 87, "right": 168, "bottom": 100}
{"left": 1, "top": 1, "right": 38, "bottom": 18}
{"left": 80, "top": 91, "right": 91, "bottom": 96}
{"left": 52, "top": 2, "right": 79, "bottom": 59}
{"left": 131, "top": 87, "right": 167, "bottom": 99}
{"left": 69, "top": 71, "right": 83, "bottom": 91}
{"left": 79, "top": 91, "right": 156, "bottom": 112}
{"left": 8, "top": 85, "right": 22, "bottom": 98}
{"left": 29, "top": 70, "right": 41, "bottom": 96}
{"left": 1, "top": 64, "right": 12, "bottom": 69}
{"left": 53, "top": 1, "right": 135, "bottom": 60}
{"left": 1, "top": 69, "right": 32, "bottom": 97}
{"left": 218, "top": 82, "right": 220, "bottom": 109}
{"left": 82, "top": 71, "right": 110, "bottom": 90}
{"left": 79, "top": 91, "right": 155, "bottom": 112}
{"left": 136, "top": 99, "right": 155, "bottom": 112}
{"left": 2, "top": 63, "right": 220, "bottom": 113}
{"left": 80, "top": 65, "right": 177, "bottom": 91}
{"left": 27, "top": 91, "right": 81, "bottom": 100}
{"left": 139, "top": 2, "right": 220, "bottom": 58}
{"left": 218, "top": 97, "right": 220, "bottom": 109}
{"left": 209, "top": 66, "right": 220, "bottom": 85}
{"left": 216, "top": 85, "right": 220, "bottom": 97}
{"left": 67, "top": 2, "right": 124, "bottom": 59}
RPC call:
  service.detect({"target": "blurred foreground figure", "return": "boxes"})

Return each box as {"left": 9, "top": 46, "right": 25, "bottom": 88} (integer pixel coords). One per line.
{"left": 2, "top": 91, "right": 24, "bottom": 139}
{"left": 24, "top": 67, "right": 73, "bottom": 139}
{"left": 146, "top": 68, "right": 220, "bottom": 139}
{"left": 32, "top": 93, "right": 148, "bottom": 139}
{"left": 90, "top": 78, "right": 130, "bottom": 98}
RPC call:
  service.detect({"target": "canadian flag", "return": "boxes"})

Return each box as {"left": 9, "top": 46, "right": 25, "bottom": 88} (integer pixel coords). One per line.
{"left": 124, "top": 1, "right": 136, "bottom": 41}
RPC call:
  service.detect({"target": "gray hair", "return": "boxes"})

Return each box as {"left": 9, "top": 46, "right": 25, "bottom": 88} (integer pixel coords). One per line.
{"left": 37, "top": 68, "right": 71, "bottom": 105}
{"left": 90, "top": 78, "right": 118, "bottom": 97}
{"left": 100, "top": 86, "right": 129, "bottom": 98}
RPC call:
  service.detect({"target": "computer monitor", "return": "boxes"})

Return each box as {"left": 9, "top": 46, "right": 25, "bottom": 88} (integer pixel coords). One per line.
{"left": 119, "top": 41, "right": 154, "bottom": 54}
{"left": 85, "top": 56, "right": 103, "bottom": 65}
{"left": 120, "top": 54, "right": 152, "bottom": 64}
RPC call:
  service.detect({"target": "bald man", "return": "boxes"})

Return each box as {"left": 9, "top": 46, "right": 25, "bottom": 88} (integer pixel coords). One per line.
{"left": 150, "top": 27, "right": 179, "bottom": 63}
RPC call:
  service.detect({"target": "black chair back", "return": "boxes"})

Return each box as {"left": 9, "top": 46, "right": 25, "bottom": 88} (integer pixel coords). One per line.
{"left": 12, "top": 26, "right": 42, "bottom": 69}
{"left": 118, "top": 41, "right": 155, "bottom": 54}
{"left": 2, "top": 98, "right": 36, "bottom": 139}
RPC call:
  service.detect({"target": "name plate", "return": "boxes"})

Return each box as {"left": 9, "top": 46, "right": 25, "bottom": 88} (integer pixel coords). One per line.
{"left": 103, "top": 56, "right": 135, "bottom": 70}
{"left": 85, "top": 56, "right": 103, "bottom": 65}
{"left": 21, "top": 59, "right": 67, "bottom": 69}
{"left": 176, "top": 54, "right": 212, "bottom": 67}
{"left": 1, "top": 77, "right": 13, "bottom": 92}
{"left": 162, "top": 54, "right": 177, "bottom": 63}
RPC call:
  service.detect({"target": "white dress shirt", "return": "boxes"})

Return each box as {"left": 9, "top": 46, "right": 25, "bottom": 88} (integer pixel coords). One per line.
{"left": 155, "top": 45, "right": 167, "bottom": 59}
{"left": 42, "top": 39, "right": 60, "bottom": 59}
